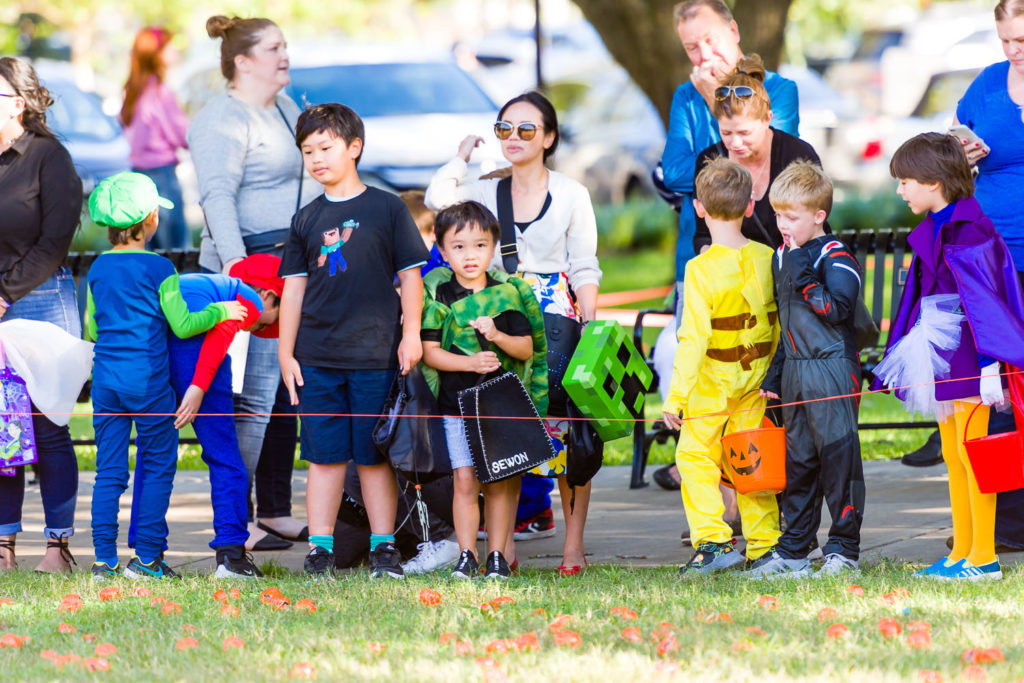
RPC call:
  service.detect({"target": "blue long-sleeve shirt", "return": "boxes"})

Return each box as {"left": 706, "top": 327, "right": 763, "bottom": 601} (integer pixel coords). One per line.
{"left": 661, "top": 71, "right": 800, "bottom": 281}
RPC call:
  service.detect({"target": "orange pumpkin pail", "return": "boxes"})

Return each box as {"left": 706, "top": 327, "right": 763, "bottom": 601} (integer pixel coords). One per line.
{"left": 720, "top": 413, "right": 787, "bottom": 496}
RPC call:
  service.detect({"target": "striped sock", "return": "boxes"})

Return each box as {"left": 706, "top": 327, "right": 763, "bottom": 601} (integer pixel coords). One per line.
{"left": 309, "top": 535, "right": 334, "bottom": 553}
{"left": 369, "top": 534, "right": 395, "bottom": 551}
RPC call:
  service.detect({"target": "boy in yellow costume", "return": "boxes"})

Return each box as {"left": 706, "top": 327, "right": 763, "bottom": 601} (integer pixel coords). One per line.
{"left": 662, "top": 157, "right": 781, "bottom": 576}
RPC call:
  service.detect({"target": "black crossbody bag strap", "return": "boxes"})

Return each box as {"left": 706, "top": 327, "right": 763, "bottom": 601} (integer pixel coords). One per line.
{"left": 275, "top": 101, "right": 303, "bottom": 215}
{"left": 496, "top": 177, "right": 519, "bottom": 274}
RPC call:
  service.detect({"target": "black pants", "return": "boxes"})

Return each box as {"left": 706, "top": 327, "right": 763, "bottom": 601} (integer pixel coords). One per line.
{"left": 777, "top": 357, "right": 865, "bottom": 560}
{"left": 333, "top": 467, "right": 455, "bottom": 568}
{"left": 250, "top": 380, "right": 296, "bottom": 520}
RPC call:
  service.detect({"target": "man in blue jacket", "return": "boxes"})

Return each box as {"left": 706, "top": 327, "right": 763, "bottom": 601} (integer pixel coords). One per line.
{"left": 662, "top": 0, "right": 800, "bottom": 306}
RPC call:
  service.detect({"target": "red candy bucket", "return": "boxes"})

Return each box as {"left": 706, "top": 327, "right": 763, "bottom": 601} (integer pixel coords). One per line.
{"left": 963, "top": 374, "right": 1024, "bottom": 495}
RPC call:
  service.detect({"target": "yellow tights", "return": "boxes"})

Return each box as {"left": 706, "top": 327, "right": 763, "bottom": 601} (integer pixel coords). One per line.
{"left": 938, "top": 400, "right": 995, "bottom": 566}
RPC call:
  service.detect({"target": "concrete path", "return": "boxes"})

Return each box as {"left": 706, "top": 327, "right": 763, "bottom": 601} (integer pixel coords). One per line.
{"left": 10, "top": 461, "right": 1022, "bottom": 574}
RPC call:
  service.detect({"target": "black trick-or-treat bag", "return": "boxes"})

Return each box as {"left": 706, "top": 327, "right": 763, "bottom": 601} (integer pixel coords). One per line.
{"left": 373, "top": 366, "right": 452, "bottom": 481}
{"left": 457, "top": 371, "right": 556, "bottom": 484}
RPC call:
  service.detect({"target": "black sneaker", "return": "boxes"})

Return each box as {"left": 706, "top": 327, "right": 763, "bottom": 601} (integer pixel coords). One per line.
{"left": 124, "top": 556, "right": 180, "bottom": 580}
{"left": 215, "top": 545, "right": 263, "bottom": 579}
{"left": 369, "top": 542, "right": 404, "bottom": 579}
{"left": 304, "top": 545, "right": 335, "bottom": 579}
{"left": 513, "top": 509, "right": 556, "bottom": 541}
{"left": 91, "top": 561, "right": 119, "bottom": 581}
{"left": 679, "top": 541, "right": 745, "bottom": 576}
{"left": 484, "top": 550, "right": 511, "bottom": 580}
{"left": 451, "top": 549, "right": 478, "bottom": 580}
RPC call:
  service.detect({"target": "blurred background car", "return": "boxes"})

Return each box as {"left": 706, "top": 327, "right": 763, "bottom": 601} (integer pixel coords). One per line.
{"left": 31, "top": 59, "right": 130, "bottom": 195}
{"left": 283, "top": 46, "right": 505, "bottom": 191}
{"left": 546, "top": 66, "right": 663, "bottom": 204}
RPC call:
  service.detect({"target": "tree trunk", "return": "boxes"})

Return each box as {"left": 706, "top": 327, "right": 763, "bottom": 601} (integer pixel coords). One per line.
{"left": 573, "top": 0, "right": 794, "bottom": 128}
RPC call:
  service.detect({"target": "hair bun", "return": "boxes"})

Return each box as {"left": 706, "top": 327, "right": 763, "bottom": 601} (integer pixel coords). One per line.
{"left": 206, "top": 15, "right": 235, "bottom": 39}
{"left": 734, "top": 54, "right": 766, "bottom": 83}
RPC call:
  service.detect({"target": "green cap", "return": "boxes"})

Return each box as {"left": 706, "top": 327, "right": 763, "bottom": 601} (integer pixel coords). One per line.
{"left": 88, "top": 171, "right": 174, "bottom": 229}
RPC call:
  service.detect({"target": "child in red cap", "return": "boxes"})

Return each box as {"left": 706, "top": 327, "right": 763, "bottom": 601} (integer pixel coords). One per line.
{"left": 127, "top": 254, "right": 283, "bottom": 579}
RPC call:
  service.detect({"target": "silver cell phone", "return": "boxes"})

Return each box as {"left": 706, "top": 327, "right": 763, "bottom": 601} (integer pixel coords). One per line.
{"left": 948, "top": 124, "right": 990, "bottom": 154}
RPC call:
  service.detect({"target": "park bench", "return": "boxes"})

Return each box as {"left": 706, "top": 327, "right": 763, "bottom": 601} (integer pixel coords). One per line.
{"left": 627, "top": 228, "right": 937, "bottom": 489}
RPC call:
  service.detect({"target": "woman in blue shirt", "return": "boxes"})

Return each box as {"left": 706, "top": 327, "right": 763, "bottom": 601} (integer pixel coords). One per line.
{"left": 953, "top": 0, "right": 1024, "bottom": 551}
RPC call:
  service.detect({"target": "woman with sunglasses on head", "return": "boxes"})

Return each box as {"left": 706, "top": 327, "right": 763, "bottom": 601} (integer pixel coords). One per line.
{"left": 0, "top": 57, "right": 83, "bottom": 573}
{"left": 426, "top": 91, "right": 601, "bottom": 577}
{"left": 693, "top": 55, "right": 826, "bottom": 254}
{"left": 121, "top": 26, "right": 190, "bottom": 250}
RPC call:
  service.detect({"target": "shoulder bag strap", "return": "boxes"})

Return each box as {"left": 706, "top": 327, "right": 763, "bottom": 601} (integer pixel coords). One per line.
{"left": 275, "top": 101, "right": 303, "bottom": 216}
{"left": 496, "top": 177, "right": 518, "bottom": 275}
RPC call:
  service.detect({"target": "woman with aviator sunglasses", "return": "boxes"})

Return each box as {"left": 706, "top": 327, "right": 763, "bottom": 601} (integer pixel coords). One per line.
{"left": 426, "top": 91, "right": 601, "bottom": 577}
{"left": 693, "top": 55, "right": 827, "bottom": 254}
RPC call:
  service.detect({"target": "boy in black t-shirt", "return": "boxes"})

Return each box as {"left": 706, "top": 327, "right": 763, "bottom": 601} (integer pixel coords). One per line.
{"left": 420, "top": 201, "right": 545, "bottom": 580}
{"left": 278, "top": 104, "right": 429, "bottom": 579}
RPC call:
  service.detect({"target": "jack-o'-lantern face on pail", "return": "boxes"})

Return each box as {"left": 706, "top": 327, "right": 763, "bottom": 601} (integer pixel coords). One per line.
{"left": 729, "top": 442, "right": 761, "bottom": 476}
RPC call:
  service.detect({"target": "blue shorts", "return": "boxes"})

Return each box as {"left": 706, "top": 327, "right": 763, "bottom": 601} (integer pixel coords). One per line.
{"left": 297, "top": 366, "right": 395, "bottom": 466}
{"left": 442, "top": 416, "right": 474, "bottom": 470}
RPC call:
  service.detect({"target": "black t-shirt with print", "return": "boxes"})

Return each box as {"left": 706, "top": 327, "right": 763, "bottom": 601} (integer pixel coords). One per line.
{"left": 280, "top": 187, "right": 429, "bottom": 369}
{"left": 421, "top": 276, "right": 532, "bottom": 414}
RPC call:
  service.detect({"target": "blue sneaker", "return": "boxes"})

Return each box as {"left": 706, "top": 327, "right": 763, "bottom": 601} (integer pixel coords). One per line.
{"left": 914, "top": 557, "right": 962, "bottom": 580}
{"left": 91, "top": 561, "right": 120, "bottom": 582}
{"left": 123, "top": 556, "right": 179, "bottom": 580}
{"left": 947, "top": 559, "right": 1002, "bottom": 582}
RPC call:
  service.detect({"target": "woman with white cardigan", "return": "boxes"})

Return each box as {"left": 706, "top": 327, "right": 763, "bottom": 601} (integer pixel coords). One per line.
{"left": 425, "top": 91, "right": 601, "bottom": 575}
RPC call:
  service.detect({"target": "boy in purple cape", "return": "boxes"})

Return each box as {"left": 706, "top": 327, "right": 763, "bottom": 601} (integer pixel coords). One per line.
{"left": 874, "top": 132, "right": 1024, "bottom": 581}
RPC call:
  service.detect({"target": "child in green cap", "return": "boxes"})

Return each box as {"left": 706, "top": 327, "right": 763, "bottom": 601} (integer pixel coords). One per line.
{"left": 85, "top": 171, "right": 246, "bottom": 580}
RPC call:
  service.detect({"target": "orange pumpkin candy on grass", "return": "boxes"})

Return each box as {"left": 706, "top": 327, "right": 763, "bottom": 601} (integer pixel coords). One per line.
{"left": 294, "top": 599, "right": 317, "bottom": 614}
{"left": 552, "top": 629, "right": 582, "bottom": 648}
{"left": 98, "top": 587, "right": 122, "bottom": 601}
{"left": 57, "top": 622, "right": 77, "bottom": 635}
{"left": 610, "top": 606, "right": 638, "bottom": 620}
{"left": 82, "top": 657, "right": 111, "bottom": 672}
{"left": 94, "top": 643, "right": 117, "bottom": 657}
{"left": 877, "top": 618, "right": 902, "bottom": 638}
{"left": 175, "top": 637, "right": 199, "bottom": 651}
{"left": 289, "top": 662, "right": 315, "bottom": 679}
{"left": 366, "top": 641, "right": 387, "bottom": 653}
{"left": 132, "top": 586, "right": 152, "bottom": 598}
{"left": 160, "top": 602, "right": 182, "bottom": 616}
{"left": 221, "top": 604, "right": 241, "bottom": 617}
{"left": 0, "top": 633, "right": 28, "bottom": 648}
{"left": 418, "top": 589, "right": 441, "bottom": 606}
{"left": 818, "top": 607, "right": 838, "bottom": 623}
{"left": 826, "top": 623, "right": 849, "bottom": 639}
{"left": 222, "top": 636, "right": 245, "bottom": 650}
{"left": 906, "top": 630, "right": 931, "bottom": 650}
{"left": 620, "top": 627, "right": 642, "bottom": 644}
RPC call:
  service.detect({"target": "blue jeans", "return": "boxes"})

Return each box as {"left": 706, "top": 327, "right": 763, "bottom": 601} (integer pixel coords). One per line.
{"left": 127, "top": 334, "right": 249, "bottom": 550}
{"left": 0, "top": 268, "right": 80, "bottom": 538}
{"left": 91, "top": 384, "right": 178, "bottom": 563}
{"left": 136, "top": 164, "right": 189, "bottom": 250}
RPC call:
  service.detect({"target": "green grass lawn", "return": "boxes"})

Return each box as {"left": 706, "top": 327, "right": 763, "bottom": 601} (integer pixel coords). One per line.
{"left": 1, "top": 566, "right": 1021, "bottom": 680}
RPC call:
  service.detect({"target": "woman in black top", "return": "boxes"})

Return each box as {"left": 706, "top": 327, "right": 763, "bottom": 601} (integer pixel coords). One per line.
{"left": 692, "top": 55, "right": 827, "bottom": 254}
{"left": 0, "top": 57, "right": 83, "bottom": 573}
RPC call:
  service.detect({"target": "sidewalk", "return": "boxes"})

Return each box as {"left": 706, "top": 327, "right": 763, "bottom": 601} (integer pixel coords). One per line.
{"left": 11, "top": 461, "right": 1021, "bottom": 573}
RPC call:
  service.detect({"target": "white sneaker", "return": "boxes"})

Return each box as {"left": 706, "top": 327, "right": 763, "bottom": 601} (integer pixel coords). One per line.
{"left": 814, "top": 553, "right": 859, "bottom": 578}
{"left": 744, "top": 551, "right": 811, "bottom": 580}
{"left": 401, "top": 538, "right": 461, "bottom": 574}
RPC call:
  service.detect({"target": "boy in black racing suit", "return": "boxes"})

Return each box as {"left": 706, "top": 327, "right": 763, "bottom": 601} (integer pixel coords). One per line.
{"left": 746, "top": 161, "right": 865, "bottom": 579}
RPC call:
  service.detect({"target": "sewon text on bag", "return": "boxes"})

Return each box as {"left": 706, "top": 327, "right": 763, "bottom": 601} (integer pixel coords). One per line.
{"left": 458, "top": 371, "right": 556, "bottom": 484}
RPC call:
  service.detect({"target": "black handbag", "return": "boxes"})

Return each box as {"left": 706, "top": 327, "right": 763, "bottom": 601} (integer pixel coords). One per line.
{"left": 565, "top": 400, "right": 603, "bottom": 492}
{"left": 372, "top": 367, "right": 452, "bottom": 481}
{"left": 495, "top": 177, "right": 582, "bottom": 417}
{"left": 458, "top": 371, "right": 556, "bottom": 484}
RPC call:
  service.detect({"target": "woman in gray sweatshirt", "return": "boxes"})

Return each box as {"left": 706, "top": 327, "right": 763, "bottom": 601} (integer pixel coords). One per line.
{"left": 188, "top": 15, "right": 318, "bottom": 553}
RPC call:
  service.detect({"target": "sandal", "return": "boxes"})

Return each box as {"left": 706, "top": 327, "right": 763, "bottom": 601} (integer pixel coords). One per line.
{"left": 557, "top": 557, "right": 589, "bottom": 577}
{"left": 652, "top": 465, "right": 681, "bottom": 491}
{"left": 0, "top": 537, "right": 15, "bottom": 570}
{"left": 42, "top": 537, "right": 77, "bottom": 570}
{"left": 256, "top": 521, "right": 309, "bottom": 542}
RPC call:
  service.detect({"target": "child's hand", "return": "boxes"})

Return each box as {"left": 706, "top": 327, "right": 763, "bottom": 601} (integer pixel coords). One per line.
{"left": 173, "top": 385, "right": 206, "bottom": 429}
{"left": 397, "top": 335, "right": 422, "bottom": 375}
{"left": 280, "top": 356, "right": 304, "bottom": 406}
{"left": 470, "top": 316, "right": 498, "bottom": 341}
{"left": 223, "top": 301, "right": 248, "bottom": 322}
{"left": 467, "top": 351, "right": 501, "bottom": 374}
{"left": 662, "top": 410, "right": 682, "bottom": 431}
{"left": 759, "top": 389, "right": 780, "bottom": 400}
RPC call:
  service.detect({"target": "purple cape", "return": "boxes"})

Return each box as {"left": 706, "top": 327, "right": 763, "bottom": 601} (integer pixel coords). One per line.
{"left": 874, "top": 197, "right": 1024, "bottom": 400}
